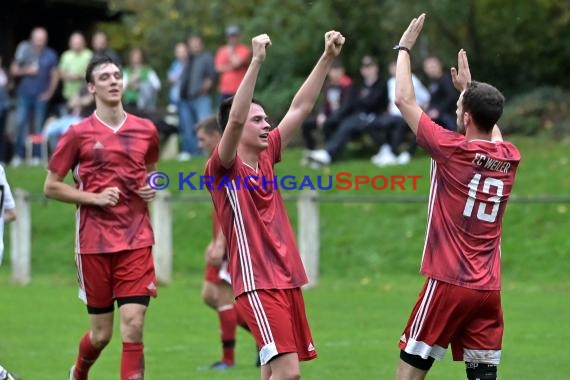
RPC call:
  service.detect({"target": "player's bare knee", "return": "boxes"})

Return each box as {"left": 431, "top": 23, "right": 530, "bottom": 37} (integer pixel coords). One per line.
{"left": 279, "top": 369, "right": 300, "bottom": 380}
{"left": 465, "top": 362, "right": 497, "bottom": 380}
{"left": 202, "top": 293, "right": 218, "bottom": 309}
{"left": 202, "top": 286, "right": 218, "bottom": 309}
{"left": 121, "top": 312, "right": 144, "bottom": 331}
{"left": 119, "top": 310, "right": 145, "bottom": 341}
{"left": 91, "top": 328, "right": 112, "bottom": 348}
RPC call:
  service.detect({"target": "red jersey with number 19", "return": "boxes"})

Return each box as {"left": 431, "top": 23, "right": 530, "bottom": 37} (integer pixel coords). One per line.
{"left": 416, "top": 113, "right": 521, "bottom": 291}
{"left": 205, "top": 129, "right": 308, "bottom": 297}
{"left": 48, "top": 112, "right": 159, "bottom": 254}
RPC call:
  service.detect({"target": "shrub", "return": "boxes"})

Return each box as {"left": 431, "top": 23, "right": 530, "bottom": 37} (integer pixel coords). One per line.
{"left": 501, "top": 87, "right": 570, "bottom": 138}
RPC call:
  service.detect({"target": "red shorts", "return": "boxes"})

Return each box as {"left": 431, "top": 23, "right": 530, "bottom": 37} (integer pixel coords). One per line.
{"left": 399, "top": 278, "right": 503, "bottom": 365}
{"left": 76, "top": 247, "right": 158, "bottom": 309}
{"left": 204, "top": 263, "right": 222, "bottom": 284}
{"left": 235, "top": 288, "right": 317, "bottom": 365}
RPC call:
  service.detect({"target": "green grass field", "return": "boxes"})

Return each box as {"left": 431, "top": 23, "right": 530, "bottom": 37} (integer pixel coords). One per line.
{"left": 1, "top": 135, "right": 569, "bottom": 379}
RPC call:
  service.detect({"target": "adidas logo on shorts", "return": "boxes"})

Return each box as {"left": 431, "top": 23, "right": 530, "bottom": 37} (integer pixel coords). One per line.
{"left": 307, "top": 342, "right": 315, "bottom": 352}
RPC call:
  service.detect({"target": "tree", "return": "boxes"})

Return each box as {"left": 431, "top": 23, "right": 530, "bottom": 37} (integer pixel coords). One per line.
{"left": 102, "top": 0, "right": 570, "bottom": 115}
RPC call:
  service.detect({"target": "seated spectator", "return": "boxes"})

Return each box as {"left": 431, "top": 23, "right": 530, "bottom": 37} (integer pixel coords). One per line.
{"left": 301, "top": 59, "right": 352, "bottom": 151}
{"left": 123, "top": 47, "right": 161, "bottom": 112}
{"left": 306, "top": 55, "right": 388, "bottom": 166}
{"left": 423, "top": 55, "right": 458, "bottom": 131}
{"left": 370, "top": 60, "right": 430, "bottom": 166}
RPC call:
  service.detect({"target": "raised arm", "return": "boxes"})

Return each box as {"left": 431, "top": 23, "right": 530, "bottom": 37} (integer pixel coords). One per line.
{"left": 217, "top": 34, "right": 271, "bottom": 168}
{"left": 394, "top": 13, "right": 426, "bottom": 135}
{"left": 277, "top": 31, "right": 345, "bottom": 145}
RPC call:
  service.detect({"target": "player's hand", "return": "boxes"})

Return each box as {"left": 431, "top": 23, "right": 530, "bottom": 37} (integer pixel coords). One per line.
{"left": 451, "top": 49, "right": 472, "bottom": 92}
{"left": 324, "top": 31, "right": 345, "bottom": 57}
{"left": 138, "top": 184, "right": 156, "bottom": 202}
{"left": 93, "top": 187, "right": 121, "bottom": 207}
{"left": 398, "top": 13, "right": 426, "bottom": 50}
{"left": 204, "top": 242, "right": 214, "bottom": 262}
{"left": 251, "top": 34, "right": 271, "bottom": 63}
{"left": 206, "top": 245, "right": 223, "bottom": 267}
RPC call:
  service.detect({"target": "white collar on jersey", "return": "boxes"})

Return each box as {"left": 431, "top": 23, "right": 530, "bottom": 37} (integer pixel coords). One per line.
{"left": 94, "top": 110, "right": 128, "bottom": 133}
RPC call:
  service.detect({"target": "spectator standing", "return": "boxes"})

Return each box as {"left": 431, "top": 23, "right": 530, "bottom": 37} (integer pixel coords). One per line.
{"left": 122, "top": 47, "right": 161, "bottom": 112}
{"left": 177, "top": 34, "right": 215, "bottom": 161}
{"left": 9, "top": 27, "right": 59, "bottom": 167}
{"left": 167, "top": 41, "right": 189, "bottom": 107}
{"left": 59, "top": 32, "right": 93, "bottom": 104}
{"left": 91, "top": 30, "right": 122, "bottom": 65}
{"left": 214, "top": 25, "right": 251, "bottom": 103}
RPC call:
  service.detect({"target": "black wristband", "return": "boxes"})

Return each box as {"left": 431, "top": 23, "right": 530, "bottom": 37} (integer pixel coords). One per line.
{"left": 393, "top": 45, "right": 411, "bottom": 55}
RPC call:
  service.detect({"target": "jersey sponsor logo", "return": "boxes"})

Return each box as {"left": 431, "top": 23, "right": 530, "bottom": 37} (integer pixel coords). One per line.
{"left": 308, "top": 342, "right": 315, "bottom": 352}
{"left": 93, "top": 141, "right": 105, "bottom": 150}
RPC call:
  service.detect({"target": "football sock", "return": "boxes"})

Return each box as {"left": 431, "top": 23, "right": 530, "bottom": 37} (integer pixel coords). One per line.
{"left": 236, "top": 307, "right": 250, "bottom": 331}
{"left": 121, "top": 342, "right": 144, "bottom": 380}
{"left": 218, "top": 304, "right": 237, "bottom": 365}
{"left": 74, "top": 332, "right": 103, "bottom": 380}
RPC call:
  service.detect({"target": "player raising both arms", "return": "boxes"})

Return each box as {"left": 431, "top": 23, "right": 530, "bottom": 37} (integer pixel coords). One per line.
{"left": 205, "top": 31, "right": 345, "bottom": 380}
{"left": 44, "top": 55, "right": 159, "bottom": 380}
{"left": 393, "top": 14, "right": 521, "bottom": 380}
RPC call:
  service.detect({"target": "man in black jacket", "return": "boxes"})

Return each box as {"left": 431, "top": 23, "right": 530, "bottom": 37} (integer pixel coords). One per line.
{"left": 307, "top": 55, "right": 388, "bottom": 165}
{"left": 423, "top": 56, "right": 458, "bottom": 131}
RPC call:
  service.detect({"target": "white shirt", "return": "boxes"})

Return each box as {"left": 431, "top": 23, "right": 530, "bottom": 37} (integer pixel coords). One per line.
{"left": 0, "top": 165, "right": 16, "bottom": 265}
{"left": 387, "top": 74, "right": 431, "bottom": 116}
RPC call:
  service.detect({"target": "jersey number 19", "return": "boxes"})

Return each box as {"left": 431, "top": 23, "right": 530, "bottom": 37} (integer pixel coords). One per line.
{"left": 463, "top": 173, "right": 503, "bottom": 223}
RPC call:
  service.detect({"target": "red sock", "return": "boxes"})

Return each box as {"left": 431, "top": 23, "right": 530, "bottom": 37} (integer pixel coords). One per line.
{"left": 121, "top": 342, "right": 144, "bottom": 380}
{"left": 74, "top": 332, "right": 103, "bottom": 380}
{"left": 236, "top": 307, "right": 250, "bottom": 331}
{"left": 218, "top": 304, "right": 237, "bottom": 365}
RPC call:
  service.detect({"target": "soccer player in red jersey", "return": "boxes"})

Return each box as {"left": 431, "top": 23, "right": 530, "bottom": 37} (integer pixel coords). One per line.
{"left": 196, "top": 116, "right": 254, "bottom": 370}
{"left": 393, "top": 14, "right": 521, "bottom": 380}
{"left": 43, "top": 55, "right": 159, "bottom": 380}
{"left": 205, "top": 31, "right": 345, "bottom": 379}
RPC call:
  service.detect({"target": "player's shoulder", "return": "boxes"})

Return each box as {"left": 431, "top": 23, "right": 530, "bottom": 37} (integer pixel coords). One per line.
{"left": 493, "top": 139, "right": 522, "bottom": 161}
{"left": 126, "top": 113, "right": 158, "bottom": 130}
{"left": 66, "top": 115, "right": 93, "bottom": 133}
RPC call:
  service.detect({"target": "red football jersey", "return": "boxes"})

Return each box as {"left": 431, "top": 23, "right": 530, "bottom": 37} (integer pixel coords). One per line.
{"left": 416, "top": 113, "right": 521, "bottom": 290}
{"left": 48, "top": 112, "right": 159, "bottom": 254}
{"left": 205, "top": 129, "right": 308, "bottom": 297}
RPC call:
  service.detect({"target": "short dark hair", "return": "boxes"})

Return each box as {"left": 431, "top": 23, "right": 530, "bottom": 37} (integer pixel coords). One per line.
{"left": 195, "top": 115, "right": 221, "bottom": 135}
{"left": 217, "top": 96, "right": 266, "bottom": 132}
{"left": 85, "top": 55, "right": 122, "bottom": 84}
{"left": 462, "top": 81, "right": 505, "bottom": 133}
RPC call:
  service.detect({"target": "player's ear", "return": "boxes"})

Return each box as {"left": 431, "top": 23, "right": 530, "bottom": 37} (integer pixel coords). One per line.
{"left": 87, "top": 82, "right": 96, "bottom": 95}
{"left": 463, "top": 112, "right": 470, "bottom": 128}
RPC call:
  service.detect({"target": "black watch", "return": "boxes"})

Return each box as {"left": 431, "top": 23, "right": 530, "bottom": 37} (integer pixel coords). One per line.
{"left": 393, "top": 45, "right": 411, "bottom": 54}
